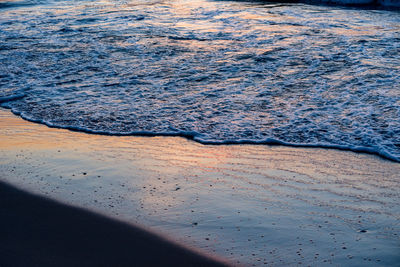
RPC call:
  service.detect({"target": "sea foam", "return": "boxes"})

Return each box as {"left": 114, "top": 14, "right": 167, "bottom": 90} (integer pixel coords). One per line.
{"left": 1, "top": 0, "right": 399, "bottom": 161}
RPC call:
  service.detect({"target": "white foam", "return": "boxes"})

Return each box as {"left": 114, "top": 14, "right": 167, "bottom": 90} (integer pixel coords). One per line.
{"left": 1, "top": 0, "right": 399, "bottom": 162}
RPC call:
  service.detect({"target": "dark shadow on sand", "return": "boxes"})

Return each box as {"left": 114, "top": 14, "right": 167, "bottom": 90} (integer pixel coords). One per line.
{"left": 0, "top": 181, "right": 227, "bottom": 267}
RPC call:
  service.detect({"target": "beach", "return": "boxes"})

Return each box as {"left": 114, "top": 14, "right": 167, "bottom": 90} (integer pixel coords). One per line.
{"left": 1, "top": 108, "right": 399, "bottom": 266}
{"left": 0, "top": 180, "right": 227, "bottom": 267}
{"left": 1, "top": 0, "right": 400, "bottom": 265}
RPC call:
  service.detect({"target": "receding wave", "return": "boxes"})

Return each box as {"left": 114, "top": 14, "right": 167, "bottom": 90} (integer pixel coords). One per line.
{"left": 1, "top": 0, "right": 399, "bottom": 162}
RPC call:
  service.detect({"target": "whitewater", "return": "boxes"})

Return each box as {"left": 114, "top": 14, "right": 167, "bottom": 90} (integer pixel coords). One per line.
{"left": 1, "top": 0, "right": 399, "bottom": 161}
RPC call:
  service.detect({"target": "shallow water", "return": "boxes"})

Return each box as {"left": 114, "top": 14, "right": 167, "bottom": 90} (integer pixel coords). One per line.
{"left": 1, "top": 0, "right": 400, "bottom": 161}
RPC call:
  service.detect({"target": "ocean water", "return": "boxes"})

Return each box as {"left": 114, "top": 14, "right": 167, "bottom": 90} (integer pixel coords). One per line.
{"left": 1, "top": 0, "right": 399, "bottom": 161}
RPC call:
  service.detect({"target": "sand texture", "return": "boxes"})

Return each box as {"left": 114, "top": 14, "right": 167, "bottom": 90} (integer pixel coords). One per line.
{"left": 0, "top": 181, "right": 227, "bottom": 267}
{"left": 1, "top": 108, "right": 399, "bottom": 266}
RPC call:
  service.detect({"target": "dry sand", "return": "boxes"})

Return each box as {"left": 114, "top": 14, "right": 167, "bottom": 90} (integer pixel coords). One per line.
{"left": 1, "top": 108, "right": 399, "bottom": 266}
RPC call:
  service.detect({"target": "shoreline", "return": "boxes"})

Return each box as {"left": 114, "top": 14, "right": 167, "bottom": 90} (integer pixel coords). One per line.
{"left": 1, "top": 108, "right": 399, "bottom": 266}
{"left": 3, "top": 106, "right": 399, "bottom": 163}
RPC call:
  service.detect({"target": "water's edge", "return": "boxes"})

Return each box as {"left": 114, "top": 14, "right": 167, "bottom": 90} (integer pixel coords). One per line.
{"left": 2, "top": 105, "right": 397, "bottom": 163}
{"left": 2, "top": 0, "right": 399, "bottom": 163}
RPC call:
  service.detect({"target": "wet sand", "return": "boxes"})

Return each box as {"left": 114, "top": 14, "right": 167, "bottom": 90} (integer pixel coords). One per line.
{"left": 1, "top": 108, "right": 399, "bottom": 266}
